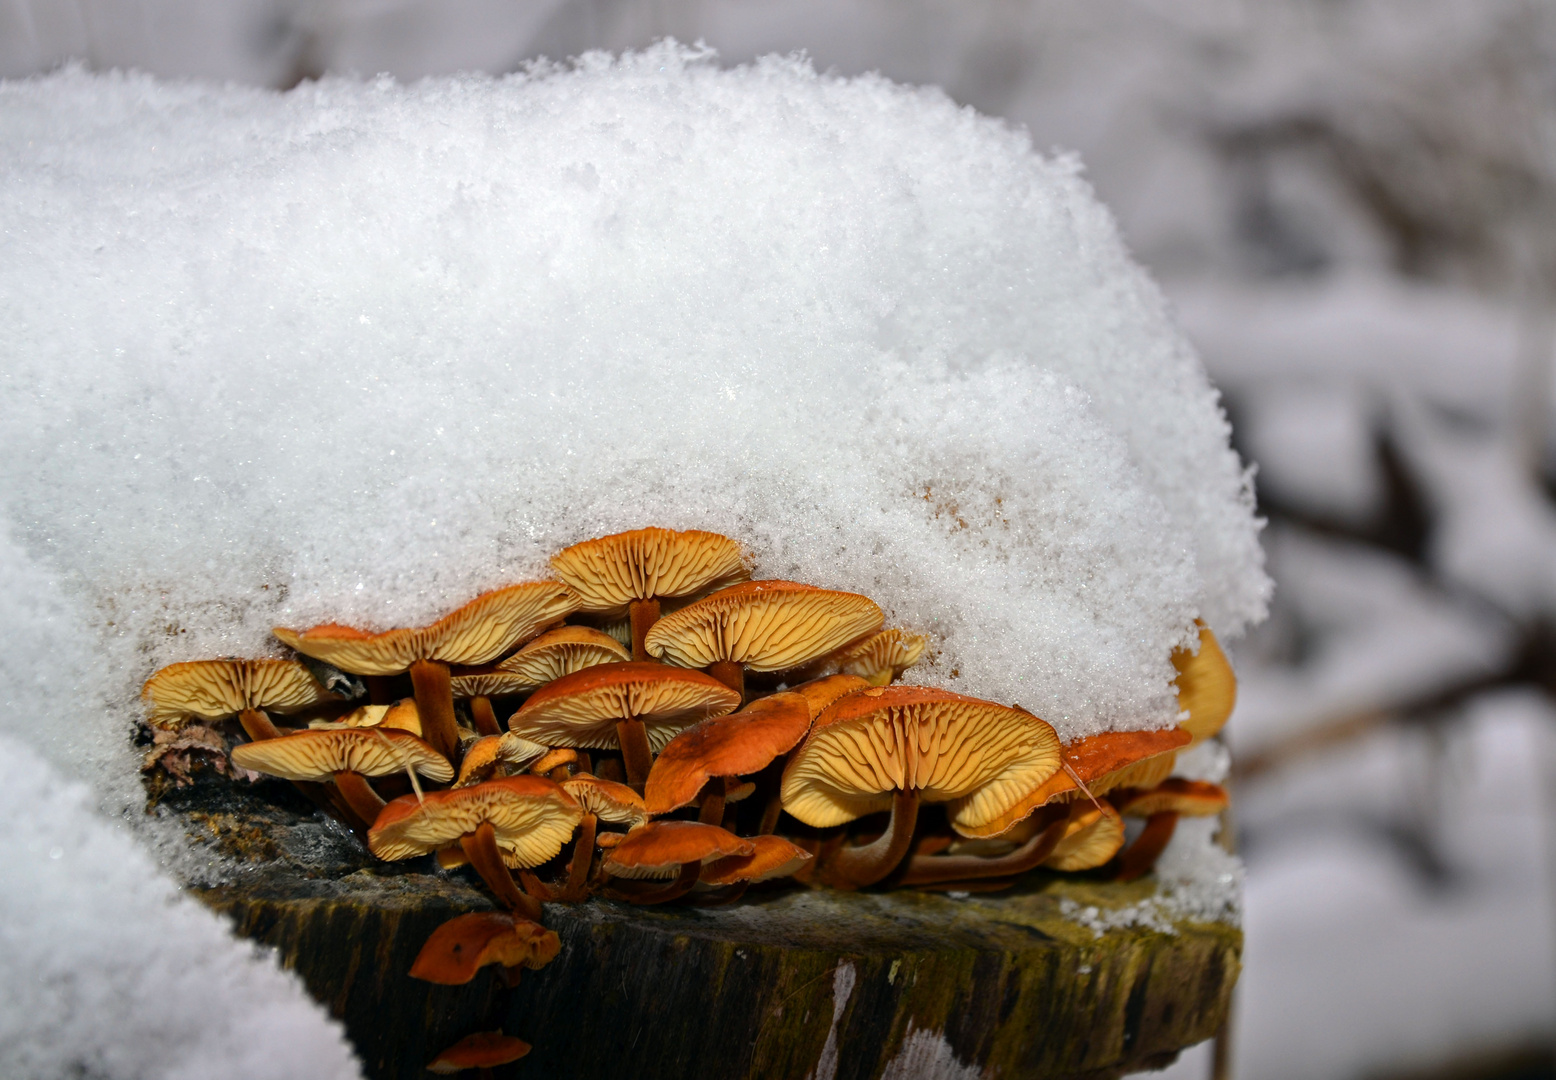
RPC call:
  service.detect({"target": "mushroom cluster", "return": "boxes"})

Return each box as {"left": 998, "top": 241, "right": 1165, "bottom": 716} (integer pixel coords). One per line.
{"left": 141, "top": 527, "right": 1236, "bottom": 1072}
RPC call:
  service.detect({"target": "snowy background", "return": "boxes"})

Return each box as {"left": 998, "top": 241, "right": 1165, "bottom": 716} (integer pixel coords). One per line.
{"left": 6, "top": 2, "right": 1556, "bottom": 1079}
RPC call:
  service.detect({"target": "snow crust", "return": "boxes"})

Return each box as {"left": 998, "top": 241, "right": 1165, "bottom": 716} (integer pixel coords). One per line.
{"left": 0, "top": 47, "right": 1266, "bottom": 800}
{"left": 0, "top": 732, "right": 361, "bottom": 1080}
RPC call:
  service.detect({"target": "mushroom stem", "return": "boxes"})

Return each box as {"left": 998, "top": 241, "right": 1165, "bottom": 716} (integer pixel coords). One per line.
{"left": 698, "top": 776, "right": 727, "bottom": 826}
{"left": 518, "top": 870, "right": 557, "bottom": 903}
{"left": 898, "top": 809, "right": 1069, "bottom": 886}
{"left": 822, "top": 789, "right": 920, "bottom": 889}
{"left": 562, "top": 813, "right": 597, "bottom": 901}
{"left": 1116, "top": 811, "right": 1179, "bottom": 883}
{"left": 607, "top": 860, "right": 701, "bottom": 905}
{"left": 615, "top": 717, "right": 654, "bottom": 793}
{"left": 410, "top": 659, "right": 461, "bottom": 764}
{"left": 237, "top": 707, "right": 284, "bottom": 742}
{"left": 707, "top": 660, "right": 744, "bottom": 701}
{"left": 469, "top": 696, "right": 502, "bottom": 737}
{"left": 629, "top": 598, "right": 661, "bottom": 663}
{"left": 333, "top": 770, "right": 386, "bottom": 825}
{"left": 460, "top": 822, "right": 543, "bottom": 921}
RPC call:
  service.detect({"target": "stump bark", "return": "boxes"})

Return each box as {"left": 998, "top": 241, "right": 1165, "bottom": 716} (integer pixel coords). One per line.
{"left": 169, "top": 772, "right": 1239, "bottom": 1080}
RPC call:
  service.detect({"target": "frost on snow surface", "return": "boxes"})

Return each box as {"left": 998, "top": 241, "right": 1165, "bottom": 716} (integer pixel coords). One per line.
{"left": 0, "top": 46, "right": 1264, "bottom": 1077}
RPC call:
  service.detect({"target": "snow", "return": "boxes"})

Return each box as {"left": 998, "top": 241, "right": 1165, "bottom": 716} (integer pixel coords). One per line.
{"left": 0, "top": 732, "right": 361, "bottom": 1080}
{"left": 0, "top": 48, "right": 1266, "bottom": 806}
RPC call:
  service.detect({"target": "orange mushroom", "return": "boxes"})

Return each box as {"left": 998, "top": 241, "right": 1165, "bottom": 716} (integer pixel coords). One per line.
{"left": 142, "top": 658, "right": 340, "bottom": 743}
{"left": 1112, "top": 779, "right": 1230, "bottom": 882}
{"left": 781, "top": 686, "right": 1062, "bottom": 888}
{"left": 273, "top": 581, "right": 578, "bottom": 763}
{"left": 450, "top": 625, "right": 630, "bottom": 735}
{"left": 830, "top": 629, "right": 929, "bottom": 686}
{"left": 601, "top": 820, "right": 752, "bottom": 904}
{"left": 427, "top": 1032, "right": 531, "bottom": 1075}
{"left": 1173, "top": 623, "right": 1237, "bottom": 746}
{"left": 644, "top": 580, "right": 883, "bottom": 700}
{"left": 550, "top": 527, "right": 750, "bottom": 660}
{"left": 369, "top": 776, "right": 582, "bottom": 920}
{"left": 230, "top": 727, "right": 453, "bottom": 827}
{"left": 508, "top": 662, "right": 739, "bottom": 792}
{"left": 643, "top": 692, "right": 812, "bottom": 826}
{"left": 409, "top": 911, "right": 560, "bottom": 986}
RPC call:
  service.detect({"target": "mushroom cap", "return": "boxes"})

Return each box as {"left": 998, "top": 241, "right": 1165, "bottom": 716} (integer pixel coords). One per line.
{"left": 644, "top": 692, "right": 812, "bottom": 816}
{"left": 700, "top": 834, "right": 813, "bottom": 886}
{"left": 308, "top": 699, "right": 421, "bottom": 736}
{"left": 601, "top": 821, "right": 754, "bottom": 879}
{"left": 644, "top": 580, "right": 884, "bottom": 673}
{"left": 409, "top": 912, "right": 560, "bottom": 985}
{"left": 454, "top": 733, "right": 551, "bottom": 788}
{"left": 142, "top": 659, "right": 337, "bottom": 728}
{"left": 833, "top": 629, "right": 930, "bottom": 686}
{"left": 272, "top": 581, "right": 579, "bottom": 676}
{"left": 1114, "top": 778, "right": 1229, "bottom": 818}
{"left": 1173, "top": 626, "right": 1236, "bottom": 746}
{"left": 498, "top": 625, "right": 631, "bottom": 685}
{"left": 781, "top": 685, "right": 1061, "bottom": 832}
{"left": 230, "top": 728, "right": 455, "bottom": 783}
{"left": 789, "top": 674, "right": 871, "bottom": 720}
{"left": 1043, "top": 802, "right": 1127, "bottom": 872}
{"left": 509, "top": 662, "right": 740, "bottom": 753}
{"left": 952, "top": 726, "right": 1189, "bottom": 839}
{"left": 550, "top": 527, "right": 750, "bottom": 614}
{"left": 562, "top": 773, "right": 648, "bottom": 828}
{"left": 427, "top": 1032, "right": 531, "bottom": 1074}
{"left": 368, "top": 775, "right": 583, "bottom": 868}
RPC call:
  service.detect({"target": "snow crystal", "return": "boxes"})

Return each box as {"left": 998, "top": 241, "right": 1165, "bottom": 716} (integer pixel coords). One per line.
{"left": 0, "top": 732, "right": 361, "bottom": 1080}
{"left": 0, "top": 48, "right": 1265, "bottom": 796}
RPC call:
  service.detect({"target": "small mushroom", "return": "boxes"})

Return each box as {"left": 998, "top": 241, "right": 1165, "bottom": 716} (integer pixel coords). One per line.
{"left": 450, "top": 625, "right": 631, "bottom": 735}
{"left": 454, "top": 733, "right": 551, "bottom": 788}
{"left": 427, "top": 1032, "right": 531, "bottom": 1076}
{"left": 601, "top": 820, "right": 752, "bottom": 904}
{"left": 830, "top": 629, "right": 930, "bottom": 686}
{"left": 1112, "top": 779, "right": 1230, "bottom": 882}
{"left": 369, "top": 776, "right": 583, "bottom": 920}
{"left": 644, "top": 692, "right": 812, "bottom": 827}
{"left": 308, "top": 698, "right": 422, "bottom": 736}
{"left": 644, "top": 580, "right": 884, "bottom": 700}
{"left": 230, "top": 728, "right": 453, "bottom": 827}
{"left": 409, "top": 912, "right": 560, "bottom": 986}
{"left": 273, "top": 581, "right": 578, "bottom": 763}
{"left": 1043, "top": 801, "right": 1127, "bottom": 872}
{"left": 552, "top": 773, "right": 647, "bottom": 900}
{"left": 550, "top": 527, "right": 750, "bottom": 660}
{"left": 695, "top": 833, "right": 813, "bottom": 905}
{"left": 142, "top": 658, "right": 340, "bottom": 742}
{"left": 1173, "top": 623, "right": 1237, "bottom": 746}
{"left": 509, "top": 661, "right": 739, "bottom": 792}
{"left": 780, "top": 686, "right": 1062, "bottom": 888}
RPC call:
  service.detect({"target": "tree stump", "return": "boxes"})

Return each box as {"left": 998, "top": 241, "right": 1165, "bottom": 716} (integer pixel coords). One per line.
{"left": 170, "top": 775, "right": 1239, "bottom": 1080}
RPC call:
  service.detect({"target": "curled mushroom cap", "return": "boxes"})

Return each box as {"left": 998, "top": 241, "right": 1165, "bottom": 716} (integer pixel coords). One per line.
{"left": 1043, "top": 802, "right": 1127, "bottom": 872}
{"left": 1114, "top": 779, "right": 1229, "bottom": 818}
{"left": 790, "top": 674, "right": 871, "bottom": 720}
{"left": 954, "top": 726, "right": 1190, "bottom": 839}
{"left": 781, "top": 686, "right": 1061, "bottom": 833}
{"left": 833, "top": 630, "right": 930, "bottom": 686}
{"left": 454, "top": 733, "right": 551, "bottom": 788}
{"left": 230, "top": 728, "right": 455, "bottom": 783}
{"left": 273, "top": 581, "right": 578, "bottom": 676}
{"left": 409, "top": 912, "right": 560, "bottom": 985}
{"left": 644, "top": 692, "right": 812, "bottom": 816}
{"left": 427, "top": 1032, "right": 531, "bottom": 1074}
{"left": 368, "top": 775, "right": 583, "bottom": 868}
{"left": 142, "top": 659, "right": 338, "bottom": 728}
{"left": 700, "top": 834, "right": 813, "bottom": 886}
{"left": 644, "top": 581, "right": 884, "bottom": 673}
{"left": 1173, "top": 625, "right": 1236, "bottom": 746}
{"left": 601, "top": 821, "right": 754, "bottom": 879}
{"left": 562, "top": 774, "right": 648, "bottom": 829}
{"left": 550, "top": 527, "right": 750, "bottom": 614}
{"left": 509, "top": 662, "right": 740, "bottom": 753}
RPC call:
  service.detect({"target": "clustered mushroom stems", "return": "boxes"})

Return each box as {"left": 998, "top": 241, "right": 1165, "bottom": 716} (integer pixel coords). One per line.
{"left": 825, "top": 789, "right": 921, "bottom": 889}
{"left": 236, "top": 707, "right": 284, "bottom": 743}
{"left": 898, "top": 806, "right": 1071, "bottom": 887}
{"left": 604, "top": 860, "right": 702, "bottom": 905}
{"left": 332, "top": 770, "right": 388, "bottom": 825}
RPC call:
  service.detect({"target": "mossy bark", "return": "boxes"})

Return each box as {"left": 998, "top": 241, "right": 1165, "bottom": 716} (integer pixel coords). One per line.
{"left": 197, "top": 868, "right": 1238, "bottom": 1080}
